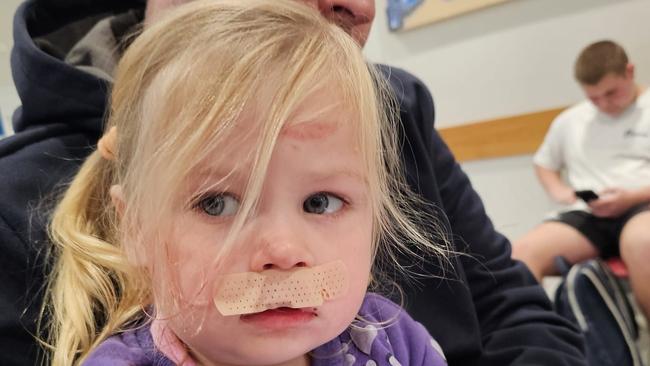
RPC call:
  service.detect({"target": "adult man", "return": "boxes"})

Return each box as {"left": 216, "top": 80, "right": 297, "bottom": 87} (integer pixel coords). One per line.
{"left": 513, "top": 40, "right": 650, "bottom": 320}
{"left": 1, "top": 0, "right": 585, "bottom": 364}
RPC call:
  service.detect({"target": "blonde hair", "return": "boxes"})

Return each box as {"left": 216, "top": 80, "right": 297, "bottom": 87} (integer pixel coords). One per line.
{"left": 43, "top": 0, "right": 451, "bottom": 364}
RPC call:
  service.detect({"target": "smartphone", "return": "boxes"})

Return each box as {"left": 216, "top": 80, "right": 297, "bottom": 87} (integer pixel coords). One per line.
{"left": 575, "top": 190, "right": 599, "bottom": 202}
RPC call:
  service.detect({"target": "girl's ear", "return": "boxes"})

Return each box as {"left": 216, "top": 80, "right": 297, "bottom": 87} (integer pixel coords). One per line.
{"left": 110, "top": 184, "right": 126, "bottom": 218}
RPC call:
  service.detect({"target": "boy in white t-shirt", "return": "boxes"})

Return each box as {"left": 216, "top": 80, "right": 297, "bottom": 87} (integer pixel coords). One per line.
{"left": 513, "top": 40, "right": 650, "bottom": 320}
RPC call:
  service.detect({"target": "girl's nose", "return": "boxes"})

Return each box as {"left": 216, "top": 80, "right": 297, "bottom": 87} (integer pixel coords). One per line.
{"left": 248, "top": 219, "right": 315, "bottom": 271}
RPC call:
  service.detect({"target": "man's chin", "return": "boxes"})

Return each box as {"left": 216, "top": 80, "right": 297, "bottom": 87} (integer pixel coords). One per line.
{"left": 602, "top": 109, "right": 623, "bottom": 117}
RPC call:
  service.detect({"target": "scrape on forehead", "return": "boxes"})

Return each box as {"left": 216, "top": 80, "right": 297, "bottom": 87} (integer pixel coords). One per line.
{"left": 279, "top": 87, "right": 351, "bottom": 140}
{"left": 281, "top": 121, "right": 339, "bottom": 140}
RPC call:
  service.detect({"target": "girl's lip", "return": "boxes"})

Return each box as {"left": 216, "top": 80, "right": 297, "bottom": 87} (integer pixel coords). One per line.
{"left": 240, "top": 307, "right": 317, "bottom": 329}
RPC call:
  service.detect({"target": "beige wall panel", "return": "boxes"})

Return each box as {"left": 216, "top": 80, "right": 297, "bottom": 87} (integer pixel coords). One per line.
{"left": 438, "top": 106, "right": 566, "bottom": 162}
{"left": 402, "top": 0, "right": 513, "bottom": 31}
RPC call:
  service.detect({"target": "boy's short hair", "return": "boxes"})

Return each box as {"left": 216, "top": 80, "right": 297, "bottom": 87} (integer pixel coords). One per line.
{"left": 574, "top": 40, "right": 629, "bottom": 85}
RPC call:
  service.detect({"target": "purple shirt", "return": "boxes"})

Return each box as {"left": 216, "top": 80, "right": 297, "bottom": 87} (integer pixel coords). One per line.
{"left": 84, "top": 293, "right": 447, "bottom": 366}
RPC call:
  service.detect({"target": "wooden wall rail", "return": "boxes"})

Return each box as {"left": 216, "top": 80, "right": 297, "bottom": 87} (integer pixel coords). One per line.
{"left": 438, "top": 107, "right": 567, "bottom": 162}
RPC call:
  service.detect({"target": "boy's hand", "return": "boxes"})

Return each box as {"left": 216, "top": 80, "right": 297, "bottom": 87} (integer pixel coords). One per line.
{"left": 589, "top": 187, "right": 635, "bottom": 217}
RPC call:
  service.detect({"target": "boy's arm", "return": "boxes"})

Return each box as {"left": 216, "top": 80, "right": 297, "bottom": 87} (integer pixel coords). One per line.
{"left": 590, "top": 185, "right": 650, "bottom": 217}
{"left": 535, "top": 164, "right": 577, "bottom": 204}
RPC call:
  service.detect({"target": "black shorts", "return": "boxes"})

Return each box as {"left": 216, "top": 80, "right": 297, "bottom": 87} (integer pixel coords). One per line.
{"left": 551, "top": 203, "right": 650, "bottom": 259}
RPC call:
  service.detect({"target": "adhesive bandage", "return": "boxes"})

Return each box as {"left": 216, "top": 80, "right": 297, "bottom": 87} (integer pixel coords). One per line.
{"left": 213, "top": 260, "right": 348, "bottom": 316}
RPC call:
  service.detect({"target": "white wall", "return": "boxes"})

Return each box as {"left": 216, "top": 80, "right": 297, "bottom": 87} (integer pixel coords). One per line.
{"left": 365, "top": 0, "right": 650, "bottom": 127}
{"left": 461, "top": 155, "right": 566, "bottom": 239}
{"left": 364, "top": 0, "right": 650, "bottom": 240}
{"left": 0, "top": 0, "right": 22, "bottom": 135}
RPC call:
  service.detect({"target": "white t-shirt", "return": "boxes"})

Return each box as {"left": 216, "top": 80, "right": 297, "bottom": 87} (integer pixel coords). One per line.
{"left": 534, "top": 90, "right": 650, "bottom": 196}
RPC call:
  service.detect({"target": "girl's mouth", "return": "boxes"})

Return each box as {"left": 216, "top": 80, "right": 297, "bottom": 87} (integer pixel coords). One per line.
{"left": 240, "top": 307, "right": 317, "bottom": 329}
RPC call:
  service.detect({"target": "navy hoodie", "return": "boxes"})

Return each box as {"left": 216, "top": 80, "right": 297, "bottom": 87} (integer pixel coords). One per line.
{"left": 1, "top": 1, "right": 586, "bottom": 365}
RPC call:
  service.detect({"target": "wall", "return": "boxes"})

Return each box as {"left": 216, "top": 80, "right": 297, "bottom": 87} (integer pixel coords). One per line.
{"left": 0, "top": 0, "right": 22, "bottom": 135}
{"left": 365, "top": 0, "right": 650, "bottom": 127}
{"left": 364, "top": 0, "right": 650, "bottom": 240}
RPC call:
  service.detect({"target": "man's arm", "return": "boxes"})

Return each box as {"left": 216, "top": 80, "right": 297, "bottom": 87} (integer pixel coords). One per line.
{"left": 535, "top": 164, "right": 577, "bottom": 205}
{"left": 0, "top": 128, "right": 97, "bottom": 366}
{"left": 382, "top": 65, "right": 586, "bottom": 365}
{"left": 432, "top": 130, "right": 586, "bottom": 365}
{"left": 0, "top": 214, "right": 43, "bottom": 366}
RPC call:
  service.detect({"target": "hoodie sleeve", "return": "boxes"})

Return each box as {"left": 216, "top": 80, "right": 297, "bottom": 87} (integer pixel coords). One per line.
{"left": 0, "top": 213, "right": 44, "bottom": 366}
{"left": 430, "top": 124, "right": 587, "bottom": 365}
{"left": 381, "top": 65, "right": 587, "bottom": 366}
{"left": 0, "top": 124, "right": 98, "bottom": 366}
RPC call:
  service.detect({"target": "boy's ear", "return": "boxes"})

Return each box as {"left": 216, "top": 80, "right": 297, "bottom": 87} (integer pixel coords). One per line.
{"left": 625, "top": 63, "right": 635, "bottom": 79}
{"left": 110, "top": 184, "right": 126, "bottom": 218}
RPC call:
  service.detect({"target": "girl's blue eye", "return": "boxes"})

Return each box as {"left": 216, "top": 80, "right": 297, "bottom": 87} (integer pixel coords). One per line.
{"left": 303, "top": 193, "right": 344, "bottom": 214}
{"left": 197, "top": 193, "right": 239, "bottom": 216}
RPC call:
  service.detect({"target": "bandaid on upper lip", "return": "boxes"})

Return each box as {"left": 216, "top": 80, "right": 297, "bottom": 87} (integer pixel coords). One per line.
{"left": 213, "top": 260, "right": 349, "bottom": 316}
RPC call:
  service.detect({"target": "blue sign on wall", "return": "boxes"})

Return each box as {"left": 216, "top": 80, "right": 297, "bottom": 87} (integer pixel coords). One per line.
{"left": 387, "top": 0, "right": 424, "bottom": 31}
{"left": 0, "top": 108, "right": 5, "bottom": 138}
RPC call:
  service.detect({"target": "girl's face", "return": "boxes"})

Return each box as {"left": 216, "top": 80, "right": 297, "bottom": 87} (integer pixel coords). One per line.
{"left": 154, "top": 91, "right": 374, "bottom": 365}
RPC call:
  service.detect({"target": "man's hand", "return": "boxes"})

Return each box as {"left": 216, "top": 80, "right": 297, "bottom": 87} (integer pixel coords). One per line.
{"left": 589, "top": 187, "right": 636, "bottom": 217}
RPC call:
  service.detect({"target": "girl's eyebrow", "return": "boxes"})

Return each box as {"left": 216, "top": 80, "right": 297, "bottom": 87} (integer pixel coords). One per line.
{"left": 280, "top": 121, "right": 339, "bottom": 140}
{"left": 306, "top": 168, "right": 366, "bottom": 184}
{"left": 186, "top": 168, "right": 247, "bottom": 191}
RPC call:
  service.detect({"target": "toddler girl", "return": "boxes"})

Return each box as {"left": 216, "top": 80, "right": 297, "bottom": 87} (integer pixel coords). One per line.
{"left": 44, "top": 1, "right": 449, "bottom": 365}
